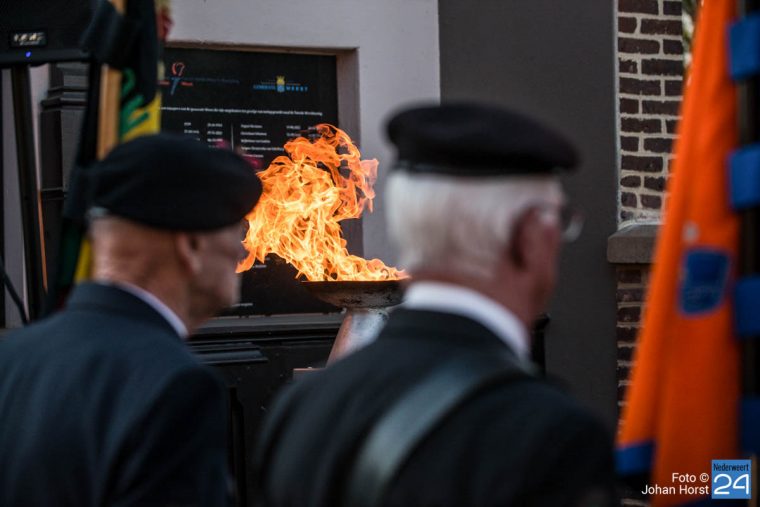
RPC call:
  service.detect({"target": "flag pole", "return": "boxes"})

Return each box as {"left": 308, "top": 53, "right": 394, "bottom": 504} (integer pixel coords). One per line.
{"left": 97, "top": 0, "right": 126, "bottom": 159}
{"left": 63, "top": 0, "right": 165, "bottom": 292}
{"left": 737, "top": 1, "right": 760, "bottom": 505}
{"left": 10, "top": 66, "right": 46, "bottom": 321}
{"left": 72, "top": 0, "right": 126, "bottom": 282}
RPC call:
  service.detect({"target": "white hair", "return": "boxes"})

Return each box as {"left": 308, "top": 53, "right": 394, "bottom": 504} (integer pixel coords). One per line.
{"left": 385, "top": 171, "right": 563, "bottom": 280}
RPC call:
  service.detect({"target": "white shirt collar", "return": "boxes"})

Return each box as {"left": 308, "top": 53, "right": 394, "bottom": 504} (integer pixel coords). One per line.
{"left": 103, "top": 281, "right": 189, "bottom": 339}
{"left": 402, "top": 281, "right": 530, "bottom": 361}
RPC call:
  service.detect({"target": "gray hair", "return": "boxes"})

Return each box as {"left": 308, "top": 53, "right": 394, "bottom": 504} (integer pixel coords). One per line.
{"left": 385, "top": 171, "right": 563, "bottom": 280}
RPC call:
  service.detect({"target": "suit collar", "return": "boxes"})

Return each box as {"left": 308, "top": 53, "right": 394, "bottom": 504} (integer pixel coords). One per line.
{"left": 378, "top": 309, "right": 539, "bottom": 374}
{"left": 379, "top": 308, "right": 517, "bottom": 356}
{"left": 101, "top": 281, "right": 188, "bottom": 338}
{"left": 402, "top": 282, "right": 530, "bottom": 360}
{"left": 65, "top": 282, "right": 181, "bottom": 339}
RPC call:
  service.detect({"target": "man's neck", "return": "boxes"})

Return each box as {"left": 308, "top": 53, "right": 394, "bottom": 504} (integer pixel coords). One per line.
{"left": 403, "top": 280, "right": 531, "bottom": 360}
{"left": 407, "top": 270, "right": 539, "bottom": 330}
{"left": 92, "top": 273, "right": 195, "bottom": 335}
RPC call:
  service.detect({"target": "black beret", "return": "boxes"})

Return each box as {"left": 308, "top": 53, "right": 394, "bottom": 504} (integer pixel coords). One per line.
{"left": 88, "top": 133, "right": 262, "bottom": 231}
{"left": 386, "top": 102, "right": 578, "bottom": 176}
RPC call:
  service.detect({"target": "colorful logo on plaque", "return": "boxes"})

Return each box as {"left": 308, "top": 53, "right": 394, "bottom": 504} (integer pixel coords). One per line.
{"left": 253, "top": 75, "right": 309, "bottom": 93}
{"left": 159, "top": 62, "right": 240, "bottom": 96}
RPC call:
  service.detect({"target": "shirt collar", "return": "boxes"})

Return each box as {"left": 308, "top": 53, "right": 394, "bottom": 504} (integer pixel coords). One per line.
{"left": 101, "top": 281, "right": 189, "bottom": 339}
{"left": 402, "top": 281, "right": 530, "bottom": 361}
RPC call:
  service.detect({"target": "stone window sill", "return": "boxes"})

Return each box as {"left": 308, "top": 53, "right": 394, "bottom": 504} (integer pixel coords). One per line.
{"left": 607, "top": 223, "right": 660, "bottom": 264}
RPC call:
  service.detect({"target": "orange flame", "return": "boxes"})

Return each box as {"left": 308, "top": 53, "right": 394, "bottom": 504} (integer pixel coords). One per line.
{"left": 238, "top": 124, "right": 406, "bottom": 281}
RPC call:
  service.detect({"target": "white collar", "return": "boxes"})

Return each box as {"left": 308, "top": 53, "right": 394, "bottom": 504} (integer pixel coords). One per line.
{"left": 103, "top": 281, "right": 189, "bottom": 339}
{"left": 402, "top": 281, "right": 530, "bottom": 361}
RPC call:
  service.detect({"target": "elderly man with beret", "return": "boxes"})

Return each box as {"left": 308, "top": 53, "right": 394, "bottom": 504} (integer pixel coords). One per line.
{"left": 0, "top": 134, "right": 261, "bottom": 506}
{"left": 254, "top": 103, "right": 617, "bottom": 507}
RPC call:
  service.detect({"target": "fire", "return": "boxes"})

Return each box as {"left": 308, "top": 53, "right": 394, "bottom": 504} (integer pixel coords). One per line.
{"left": 237, "top": 124, "right": 406, "bottom": 281}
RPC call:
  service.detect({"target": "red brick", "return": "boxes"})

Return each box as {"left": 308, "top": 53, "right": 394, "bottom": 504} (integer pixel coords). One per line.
{"left": 618, "top": 268, "right": 642, "bottom": 284}
{"left": 621, "top": 175, "right": 642, "bottom": 187}
{"left": 618, "top": 306, "right": 642, "bottom": 323}
{"left": 641, "top": 194, "right": 662, "bottom": 209}
{"left": 663, "top": 1, "right": 682, "bottom": 15}
{"left": 619, "top": 37, "right": 660, "bottom": 54}
{"left": 619, "top": 59, "right": 638, "bottom": 73}
{"left": 621, "top": 136, "right": 639, "bottom": 151}
{"left": 618, "top": 0, "right": 658, "bottom": 14}
{"left": 664, "top": 39, "right": 684, "bottom": 55}
{"left": 622, "top": 192, "right": 638, "bottom": 207}
{"left": 620, "top": 210, "right": 635, "bottom": 221}
{"left": 617, "top": 288, "right": 644, "bottom": 303}
{"left": 618, "top": 344, "right": 636, "bottom": 362}
{"left": 641, "top": 19, "right": 682, "bottom": 36}
{"left": 620, "top": 98, "right": 639, "bottom": 114}
{"left": 642, "top": 58, "right": 684, "bottom": 76}
{"left": 621, "top": 118, "right": 661, "bottom": 133}
{"left": 642, "top": 100, "right": 681, "bottom": 115}
{"left": 665, "top": 79, "right": 683, "bottom": 95}
{"left": 644, "top": 176, "right": 666, "bottom": 191}
{"left": 617, "top": 326, "right": 639, "bottom": 344}
{"left": 643, "top": 137, "right": 673, "bottom": 153}
{"left": 622, "top": 155, "right": 664, "bottom": 171}
{"left": 619, "top": 16, "right": 638, "bottom": 33}
{"left": 620, "top": 77, "right": 661, "bottom": 95}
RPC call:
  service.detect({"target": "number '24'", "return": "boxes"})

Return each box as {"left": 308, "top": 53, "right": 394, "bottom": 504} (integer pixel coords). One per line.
{"left": 713, "top": 473, "right": 750, "bottom": 496}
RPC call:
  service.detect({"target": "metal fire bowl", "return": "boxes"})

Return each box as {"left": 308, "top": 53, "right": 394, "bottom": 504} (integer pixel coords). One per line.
{"left": 301, "top": 280, "right": 404, "bottom": 309}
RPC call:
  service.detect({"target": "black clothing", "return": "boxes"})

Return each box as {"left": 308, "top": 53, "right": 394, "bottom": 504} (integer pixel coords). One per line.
{"left": 0, "top": 283, "right": 229, "bottom": 507}
{"left": 255, "top": 309, "right": 616, "bottom": 507}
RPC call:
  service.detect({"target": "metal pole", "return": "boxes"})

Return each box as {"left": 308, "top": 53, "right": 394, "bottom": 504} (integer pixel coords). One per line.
{"left": 738, "top": 0, "right": 760, "bottom": 396}
{"left": 10, "top": 65, "right": 47, "bottom": 321}
{"left": 738, "top": 1, "right": 760, "bottom": 505}
{"left": 0, "top": 71, "right": 5, "bottom": 326}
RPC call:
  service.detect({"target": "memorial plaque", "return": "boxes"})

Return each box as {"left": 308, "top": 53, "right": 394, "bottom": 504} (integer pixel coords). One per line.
{"left": 161, "top": 47, "right": 352, "bottom": 315}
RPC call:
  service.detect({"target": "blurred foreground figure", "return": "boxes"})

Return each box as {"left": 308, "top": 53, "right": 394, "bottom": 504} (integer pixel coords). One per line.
{"left": 254, "top": 103, "right": 616, "bottom": 507}
{"left": 0, "top": 134, "right": 261, "bottom": 507}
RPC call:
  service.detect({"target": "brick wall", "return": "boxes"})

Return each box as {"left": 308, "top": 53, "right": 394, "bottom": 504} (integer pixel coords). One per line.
{"left": 615, "top": 4, "right": 686, "bottom": 503}
{"left": 615, "top": 1, "right": 687, "bottom": 502}
{"left": 611, "top": 2, "right": 688, "bottom": 505}
{"left": 616, "top": 264, "right": 651, "bottom": 504}
{"left": 617, "top": 0, "right": 684, "bottom": 223}
{"left": 617, "top": 266, "right": 653, "bottom": 506}
{"left": 616, "top": 265, "right": 650, "bottom": 409}
{"left": 615, "top": 0, "right": 685, "bottom": 409}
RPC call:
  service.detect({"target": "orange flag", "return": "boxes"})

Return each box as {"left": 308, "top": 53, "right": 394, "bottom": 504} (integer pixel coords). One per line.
{"left": 616, "top": 1, "right": 741, "bottom": 505}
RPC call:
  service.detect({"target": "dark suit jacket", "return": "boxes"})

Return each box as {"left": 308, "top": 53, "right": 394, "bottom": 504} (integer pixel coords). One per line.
{"left": 255, "top": 308, "right": 616, "bottom": 507}
{"left": 0, "top": 283, "right": 229, "bottom": 507}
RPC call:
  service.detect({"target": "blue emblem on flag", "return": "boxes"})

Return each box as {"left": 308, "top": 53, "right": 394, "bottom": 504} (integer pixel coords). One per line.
{"left": 679, "top": 249, "right": 730, "bottom": 315}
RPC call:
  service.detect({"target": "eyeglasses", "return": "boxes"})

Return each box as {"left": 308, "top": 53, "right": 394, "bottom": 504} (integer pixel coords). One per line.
{"left": 535, "top": 203, "right": 585, "bottom": 243}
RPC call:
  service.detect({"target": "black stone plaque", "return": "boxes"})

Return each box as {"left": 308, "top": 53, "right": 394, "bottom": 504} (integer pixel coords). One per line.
{"left": 161, "top": 47, "right": 353, "bottom": 315}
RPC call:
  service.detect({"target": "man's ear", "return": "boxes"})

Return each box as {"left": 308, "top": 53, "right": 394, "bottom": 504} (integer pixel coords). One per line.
{"left": 175, "top": 232, "right": 203, "bottom": 274}
{"left": 508, "top": 208, "right": 543, "bottom": 270}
